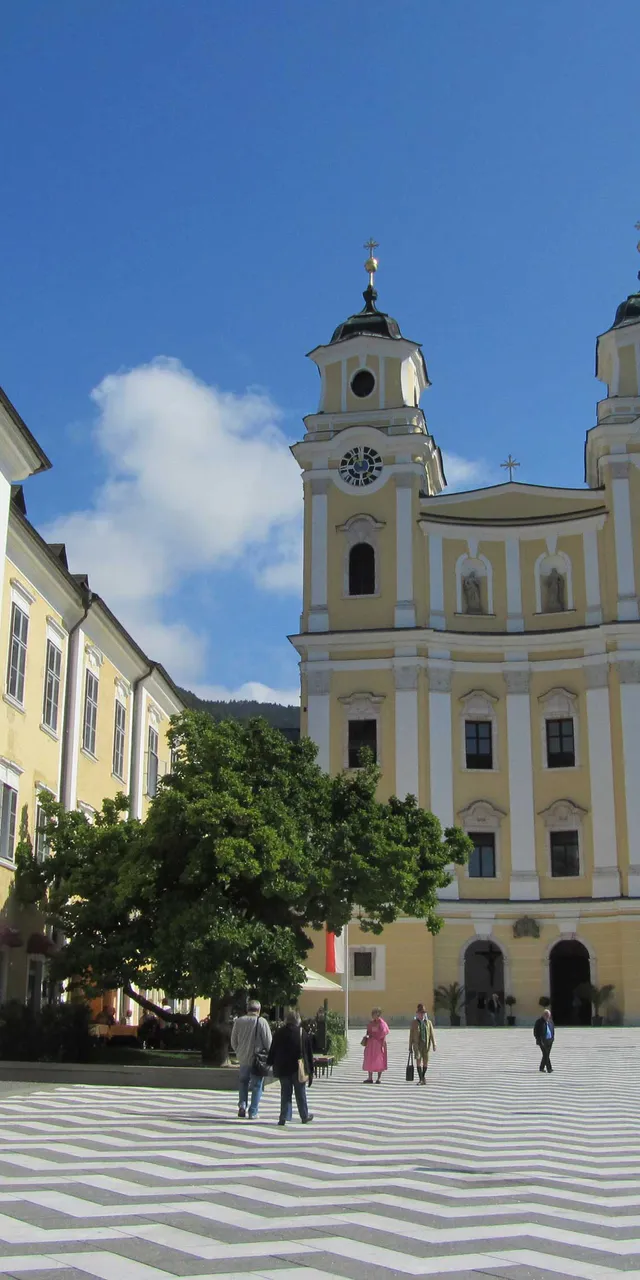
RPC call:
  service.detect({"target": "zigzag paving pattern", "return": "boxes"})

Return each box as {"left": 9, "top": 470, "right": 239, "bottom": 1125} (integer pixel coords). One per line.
{"left": 1, "top": 1029, "right": 640, "bottom": 1280}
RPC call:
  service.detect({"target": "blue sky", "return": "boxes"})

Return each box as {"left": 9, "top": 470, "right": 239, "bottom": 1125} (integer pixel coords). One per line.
{"left": 1, "top": 1, "right": 638, "bottom": 703}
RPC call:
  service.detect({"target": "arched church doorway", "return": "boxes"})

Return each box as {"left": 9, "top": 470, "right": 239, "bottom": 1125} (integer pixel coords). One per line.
{"left": 464, "top": 940, "right": 504, "bottom": 1025}
{"left": 549, "top": 940, "right": 591, "bottom": 1025}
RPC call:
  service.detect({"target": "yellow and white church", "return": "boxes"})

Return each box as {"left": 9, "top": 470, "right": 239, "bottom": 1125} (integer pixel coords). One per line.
{"left": 294, "top": 245, "right": 640, "bottom": 1027}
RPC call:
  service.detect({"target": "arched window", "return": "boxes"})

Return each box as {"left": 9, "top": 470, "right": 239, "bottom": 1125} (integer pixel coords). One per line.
{"left": 348, "top": 542, "right": 375, "bottom": 596}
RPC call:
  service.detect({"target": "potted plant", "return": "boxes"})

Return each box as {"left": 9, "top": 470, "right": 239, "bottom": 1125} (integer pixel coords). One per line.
{"left": 575, "top": 982, "right": 615, "bottom": 1027}
{"left": 504, "top": 995, "right": 516, "bottom": 1026}
{"left": 539, "top": 996, "right": 550, "bottom": 1009}
{"left": 434, "top": 982, "right": 465, "bottom": 1027}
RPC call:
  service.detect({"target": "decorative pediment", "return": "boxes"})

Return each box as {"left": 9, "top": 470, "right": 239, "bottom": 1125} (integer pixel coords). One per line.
{"left": 458, "top": 799, "right": 506, "bottom": 830}
{"left": 459, "top": 689, "right": 497, "bottom": 718}
{"left": 513, "top": 916, "right": 540, "bottom": 939}
{"left": 538, "top": 686, "right": 577, "bottom": 718}
{"left": 114, "top": 677, "right": 131, "bottom": 702}
{"left": 85, "top": 643, "right": 104, "bottom": 670}
{"left": 147, "top": 702, "right": 162, "bottom": 726}
{"left": 339, "top": 691, "right": 385, "bottom": 713}
{"left": 336, "top": 513, "right": 385, "bottom": 537}
{"left": 539, "top": 798, "right": 587, "bottom": 828}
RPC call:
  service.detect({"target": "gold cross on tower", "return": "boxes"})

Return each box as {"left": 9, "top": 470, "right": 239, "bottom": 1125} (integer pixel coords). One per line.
{"left": 501, "top": 454, "right": 520, "bottom": 482}
{"left": 364, "top": 238, "right": 379, "bottom": 286}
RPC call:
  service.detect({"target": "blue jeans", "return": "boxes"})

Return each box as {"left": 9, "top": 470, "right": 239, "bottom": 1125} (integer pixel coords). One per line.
{"left": 238, "top": 1064, "right": 264, "bottom": 1117}
{"left": 279, "top": 1073, "right": 309, "bottom": 1123}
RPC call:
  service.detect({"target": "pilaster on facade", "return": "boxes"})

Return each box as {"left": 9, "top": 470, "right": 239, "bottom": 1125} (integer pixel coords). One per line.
{"left": 584, "top": 663, "right": 620, "bottom": 898}
{"left": 394, "top": 475, "right": 416, "bottom": 628}
{"left": 428, "top": 534, "right": 445, "bottom": 630}
{"left": 582, "top": 527, "right": 603, "bottom": 626}
{"left": 618, "top": 659, "right": 640, "bottom": 896}
{"left": 393, "top": 662, "right": 419, "bottom": 799}
{"left": 505, "top": 539, "right": 524, "bottom": 632}
{"left": 309, "top": 478, "right": 330, "bottom": 633}
{"left": 306, "top": 666, "right": 331, "bottom": 774}
{"left": 428, "top": 666, "right": 458, "bottom": 900}
{"left": 504, "top": 667, "right": 539, "bottom": 901}
{"left": 610, "top": 460, "right": 639, "bottom": 622}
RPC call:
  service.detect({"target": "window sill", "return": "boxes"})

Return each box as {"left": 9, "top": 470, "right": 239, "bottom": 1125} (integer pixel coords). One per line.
{"left": 39, "top": 722, "right": 59, "bottom": 741}
{"left": 343, "top": 592, "right": 381, "bottom": 600}
{"left": 535, "top": 610, "right": 577, "bottom": 617}
{"left": 111, "top": 771, "right": 126, "bottom": 784}
{"left": 0, "top": 856, "right": 15, "bottom": 870}
{"left": 454, "top": 612, "right": 497, "bottom": 619}
{"left": 80, "top": 748, "right": 99, "bottom": 763}
{"left": 3, "top": 693, "right": 25, "bottom": 715}
{"left": 463, "top": 765, "right": 498, "bottom": 773}
{"left": 549, "top": 874, "right": 582, "bottom": 881}
{"left": 545, "top": 763, "right": 578, "bottom": 770}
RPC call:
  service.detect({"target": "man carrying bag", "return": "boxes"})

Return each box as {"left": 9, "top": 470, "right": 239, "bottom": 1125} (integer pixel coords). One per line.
{"left": 230, "top": 999, "right": 272, "bottom": 1119}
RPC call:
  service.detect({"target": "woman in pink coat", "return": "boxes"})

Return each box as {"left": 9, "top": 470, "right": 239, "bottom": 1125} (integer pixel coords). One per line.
{"left": 362, "top": 1007, "right": 389, "bottom": 1083}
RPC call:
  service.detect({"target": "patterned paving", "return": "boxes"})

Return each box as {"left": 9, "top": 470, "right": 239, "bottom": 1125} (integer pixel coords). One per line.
{"left": 1, "top": 1027, "right": 640, "bottom": 1280}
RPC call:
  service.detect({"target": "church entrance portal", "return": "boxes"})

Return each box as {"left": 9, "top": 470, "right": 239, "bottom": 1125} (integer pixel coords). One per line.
{"left": 464, "top": 941, "right": 505, "bottom": 1025}
{"left": 549, "top": 940, "right": 591, "bottom": 1025}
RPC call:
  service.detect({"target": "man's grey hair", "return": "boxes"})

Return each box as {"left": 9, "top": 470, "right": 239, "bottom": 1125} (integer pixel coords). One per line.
{"left": 285, "top": 1008, "right": 301, "bottom": 1025}
{"left": 247, "top": 999, "right": 261, "bottom": 1013}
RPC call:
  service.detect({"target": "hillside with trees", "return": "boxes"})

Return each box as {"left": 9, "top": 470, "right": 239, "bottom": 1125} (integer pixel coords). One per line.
{"left": 178, "top": 688, "right": 300, "bottom": 736}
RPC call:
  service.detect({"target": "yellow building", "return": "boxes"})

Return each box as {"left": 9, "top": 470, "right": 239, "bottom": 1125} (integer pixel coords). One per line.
{"left": 0, "top": 386, "right": 183, "bottom": 1011}
{"left": 292, "top": 249, "right": 640, "bottom": 1027}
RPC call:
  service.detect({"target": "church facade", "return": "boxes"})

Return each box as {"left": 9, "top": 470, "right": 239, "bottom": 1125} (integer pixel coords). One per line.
{"left": 292, "top": 249, "right": 640, "bottom": 1026}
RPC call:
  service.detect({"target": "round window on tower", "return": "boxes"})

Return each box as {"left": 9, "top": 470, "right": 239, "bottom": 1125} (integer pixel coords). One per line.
{"left": 350, "top": 368, "right": 375, "bottom": 399}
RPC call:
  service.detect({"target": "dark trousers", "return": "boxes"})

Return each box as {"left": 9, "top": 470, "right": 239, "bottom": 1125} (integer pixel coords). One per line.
{"left": 279, "top": 1073, "right": 309, "bottom": 1123}
{"left": 538, "top": 1039, "right": 553, "bottom": 1072}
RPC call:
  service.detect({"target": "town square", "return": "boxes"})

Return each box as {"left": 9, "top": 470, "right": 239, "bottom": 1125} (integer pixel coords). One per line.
{"left": 1, "top": 3, "right": 640, "bottom": 1278}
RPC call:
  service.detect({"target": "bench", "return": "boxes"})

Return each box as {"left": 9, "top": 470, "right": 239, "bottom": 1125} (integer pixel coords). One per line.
{"left": 313, "top": 1054, "right": 335, "bottom": 1077}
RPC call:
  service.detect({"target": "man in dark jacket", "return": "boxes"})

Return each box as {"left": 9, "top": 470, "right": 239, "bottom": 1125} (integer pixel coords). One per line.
{"left": 267, "top": 1009, "right": 315, "bottom": 1126}
{"left": 533, "top": 1008, "right": 555, "bottom": 1073}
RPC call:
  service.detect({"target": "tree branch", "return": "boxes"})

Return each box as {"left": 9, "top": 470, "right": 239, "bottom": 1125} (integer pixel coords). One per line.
{"left": 122, "top": 982, "right": 199, "bottom": 1028}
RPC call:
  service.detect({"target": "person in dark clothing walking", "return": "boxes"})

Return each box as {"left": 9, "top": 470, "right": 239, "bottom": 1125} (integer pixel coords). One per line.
{"left": 533, "top": 1008, "right": 555, "bottom": 1072}
{"left": 267, "top": 1009, "right": 315, "bottom": 1126}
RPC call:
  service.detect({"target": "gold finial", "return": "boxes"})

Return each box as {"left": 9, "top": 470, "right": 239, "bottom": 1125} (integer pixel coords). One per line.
{"left": 636, "top": 221, "right": 640, "bottom": 255}
{"left": 501, "top": 454, "right": 520, "bottom": 482}
{"left": 364, "top": 238, "right": 379, "bottom": 286}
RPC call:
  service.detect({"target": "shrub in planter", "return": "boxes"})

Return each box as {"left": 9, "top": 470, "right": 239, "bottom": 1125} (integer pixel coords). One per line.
{"left": 39, "top": 1002, "right": 93, "bottom": 1063}
{"left": 574, "top": 982, "right": 615, "bottom": 1027}
{"left": 325, "top": 1010, "right": 348, "bottom": 1062}
{"left": 434, "top": 983, "right": 465, "bottom": 1027}
{"left": 0, "top": 1001, "right": 37, "bottom": 1060}
{"left": 504, "top": 995, "right": 516, "bottom": 1026}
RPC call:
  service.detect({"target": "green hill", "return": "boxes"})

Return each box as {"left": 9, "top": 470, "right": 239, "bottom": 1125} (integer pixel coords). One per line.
{"left": 178, "top": 688, "right": 300, "bottom": 738}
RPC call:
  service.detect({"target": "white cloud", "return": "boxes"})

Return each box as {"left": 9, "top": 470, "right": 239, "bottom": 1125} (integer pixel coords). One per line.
{"left": 191, "top": 681, "right": 300, "bottom": 706}
{"left": 442, "top": 452, "right": 491, "bottom": 491}
{"left": 44, "top": 358, "right": 302, "bottom": 683}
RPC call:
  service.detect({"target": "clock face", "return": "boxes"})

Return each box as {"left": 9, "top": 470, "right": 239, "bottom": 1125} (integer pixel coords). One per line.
{"left": 339, "top": 446, "right": 383, "bottom": 487}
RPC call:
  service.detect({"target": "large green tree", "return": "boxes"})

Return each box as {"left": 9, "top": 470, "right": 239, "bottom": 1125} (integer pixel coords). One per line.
{"left": 16, "top": 710, "right": 470, "bottom": 1061}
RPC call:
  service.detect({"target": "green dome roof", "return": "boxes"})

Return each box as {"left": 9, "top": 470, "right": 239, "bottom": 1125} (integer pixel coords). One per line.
{"left": 330, "top": 285, "right": 404, "bottom": 344}
{"left": 613, "top": 289, "right": 640, "bottom": 329}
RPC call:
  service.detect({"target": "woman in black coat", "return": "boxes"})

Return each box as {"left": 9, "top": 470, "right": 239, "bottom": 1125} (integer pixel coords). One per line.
{"left": 267, "top": 1009, "right": 315, "bottom": 1126}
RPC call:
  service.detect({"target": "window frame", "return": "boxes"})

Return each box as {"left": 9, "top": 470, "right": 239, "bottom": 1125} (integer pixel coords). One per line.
{"left": 467, "top": 830, "right": 497, "bottom": 879}
{"left": 348, "top": 944, "right": 386, "bottom": 990}
{"left": 549, "top": 828, "right": 581, "bottom": 878}
{"left": 347, "top": 717, "right": 377, "bottom": 768}
{"left": 0, "top": 783, "right": 18, "bottom": 864}
{"left": 146, "top": 724, "right": 159, "bottom": 797}
{"left": 545, "top": 717, "right": 576, "bottom": 769}
{"left": 42, "top": 638, "right": 62, "bottom": 734}
{"left": 6, "top": 601, "right": 29, "bottom": 706}
{"left": 464, "top": 719, "right": 494, "bottom": 770}
{"left": 348, "top": 541, "right": 376, "bottom": 597}
{"left": 112, "top": 699, "right": 127, "bottom": 780}
{"left": 82, "top": 669, "right": 99, "bottom": 756}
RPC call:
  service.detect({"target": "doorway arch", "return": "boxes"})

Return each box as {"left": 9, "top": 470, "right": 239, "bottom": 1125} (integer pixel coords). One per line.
{"left": 464, "top": 940, "right": 505, "bottom": 1025}
{"left": 549, "top": 940, "right": 591, "bottom": 1025}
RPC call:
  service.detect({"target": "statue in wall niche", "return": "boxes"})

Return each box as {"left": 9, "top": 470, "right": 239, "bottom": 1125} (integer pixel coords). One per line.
{"left": 543, "top": 567, "right": 566, "bottom": 613}
{"left": 462, "top": 571, "right": 483, "bottom": 615}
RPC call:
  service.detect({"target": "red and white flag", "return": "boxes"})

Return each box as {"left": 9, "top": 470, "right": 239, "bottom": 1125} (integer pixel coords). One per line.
{"left": 325, "top": 927, "right": 345, "bottom": 974}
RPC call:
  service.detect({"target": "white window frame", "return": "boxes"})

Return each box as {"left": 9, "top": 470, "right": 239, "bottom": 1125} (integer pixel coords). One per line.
{"left": 349, "top": 944, "right": 386, "bottom": 991}
{"left": 6, "top": 599, "right": 29, "bottom": 706}
{"left": 113, "top": 700, "right": 127, "bottom": 781}
{"left": 339, "top": 692, "right": 384, "bottom": 770}
{"left": 337, "top": 513, "right": 384, "bottom": 599}
{"left": 538, "top": 687, "right": 579, "bottom": 770}
{"left": 82, "top": 669, "right": 99, "bottom": 757}
{"left": 539, "top": 798, "right": 586, "bottom": 879}
{"left": 0, "top": 781, "right": 19, "bottom": 865}
{"left": 458, "top": 799, "right": 506, "bottom": 880}
{"left": 42, "top": 637, "right": 62, "bottom": 735}
{"left": 146, "top": 724, "right": 159, "bottom": 797}
{"left": 459, "top": 690, "right": 499, "bottom": 771}
{"left": 34, "top": 798, "right": 50, "bottom": 863}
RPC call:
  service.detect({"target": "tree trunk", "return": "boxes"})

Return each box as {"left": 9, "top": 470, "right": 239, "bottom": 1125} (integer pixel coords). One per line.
{"left": 122, "top": 983, "right": 198, "bottom": 1030}
{"left": 202, "top": 995, "right": 234, "bottom": 1065}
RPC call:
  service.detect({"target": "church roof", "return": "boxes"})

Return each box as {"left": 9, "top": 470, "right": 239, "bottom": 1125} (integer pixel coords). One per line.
{"left": 612, "top": 288, "right": 640, "bottom": 329}
{"left": 330, "top": 284, "right": 404, "bottom": 344}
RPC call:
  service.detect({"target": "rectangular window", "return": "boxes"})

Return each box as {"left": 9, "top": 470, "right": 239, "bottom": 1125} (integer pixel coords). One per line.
{"left": 82, "top": 670, "right": 99, "bottom": 755}
{"left": 550, "top": 830, "right": 580, "bottom": 877}
{"left": 0, "top": 784, "right": 18, "bottom": 862}
{"left": 465, "top": 720, "right": 493, "bottom": 769}
{"left": 7, "top": 602, "right": 29, "bottom": 704}
{"left": 468, "top": 831, "right": 496, "bottom": 878}
{"left": 42, "top": 640, "right": 62, "bottom": 732}
{"left": 353, "top": 951, "right": 373, "bottom": 978}
{"left": 147, "top": 725, "right": 159, "bottom": 797}
{"left": 546, "top": 718, "right": 575, "bottom": 768}
{"left": 113, "top": 701, "right": 126, "bottom": 779}
{"left": 348, "top": 718, "right": 377, "bottom": 768}
{"left": 34, "top": 802, "right": 49, "bottom": 863}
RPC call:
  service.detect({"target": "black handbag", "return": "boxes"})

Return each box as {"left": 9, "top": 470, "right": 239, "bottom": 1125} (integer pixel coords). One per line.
{"left": 251, "top": 1017, "right": 270, "bottom": 1078}
{"left": 406, "top": 1051, "right": 415, "bottom": 1083}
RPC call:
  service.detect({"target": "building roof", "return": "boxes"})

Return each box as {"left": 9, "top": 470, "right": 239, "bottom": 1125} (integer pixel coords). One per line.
{"left": 330, "top": 284, "right": 405, "bottom": 344}
{"left": 612, "top": 288, "right": 640, "bottom": 330}
{"left": 0, "top": 384, "right": 52, "bottom": 476}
